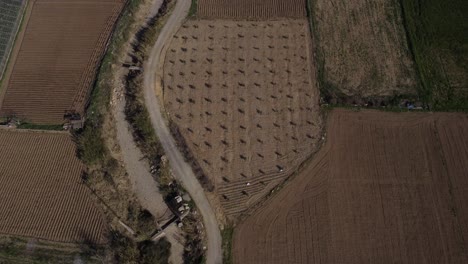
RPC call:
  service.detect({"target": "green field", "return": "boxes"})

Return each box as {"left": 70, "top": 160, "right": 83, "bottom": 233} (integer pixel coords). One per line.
{"left": 401, "top": 0, "right": 468, "bottom": 110}
{"left": 0, "top": 0, "right": 25, "bottom": 79}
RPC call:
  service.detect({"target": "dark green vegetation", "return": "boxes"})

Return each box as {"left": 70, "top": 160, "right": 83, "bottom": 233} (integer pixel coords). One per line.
{"left": 76, "top": 0, "right": 171, "bottom": 262}
{"left": 222, "top": 227, "right": 234, "bottom": 264}
{"left": 401, "top": 0, "right": 468, "bottom": 110}
{"left": 77, "top": 0, "right": 144, "bottom": 165}
{"left": 110, "top": 232, "right": 170, "bottom": 264}
{"left": 182, "top": 215, "right": 206, "bottom": 264}
{"left": 124, "top": 0, "right": 172, "bottom": 187}
{"left": 189, "top": 0, "right": 198, "bottom": 17}
{"left": 0, "top": 233, "right": 171, "bottom": 264}
{"left": 16, "top": 123, "right": 63, "bottom": 130}
{"left": 0, "top": 236, "right": 103, "bottom": 264}
{"left": 306, "top": 0, "right": 466, "bottom": 111}
{"left": 124, "top": 3, "right": 208, "bottom": 262}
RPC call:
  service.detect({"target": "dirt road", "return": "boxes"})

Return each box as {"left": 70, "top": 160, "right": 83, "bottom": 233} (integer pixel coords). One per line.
{"left": 114, "top": 85, "right": 167, "bottom": 220}
{"left": 112, "top": 1, "right": 187, "bottom": 263}
{"left": 142, "top": 0, "right": 223, "bottom": 263}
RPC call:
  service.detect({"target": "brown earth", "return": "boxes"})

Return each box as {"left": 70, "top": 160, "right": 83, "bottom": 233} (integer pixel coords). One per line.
{"left": 312, "top": 0, "right": 417, "bottom": 99}
{"left": 0, "top": 129, "right": 107, "bottom": 244}
{"left": 0, "top": 0, "right": 124, "bottom": 124}
{"left": 162, "top": 19, "right": 322, "bottom": 219}
{"left": 233, "top": 109, "right": 468, "bottom": 264}
{"left": 197, "top": 0, "right": 306, "bottom": 19}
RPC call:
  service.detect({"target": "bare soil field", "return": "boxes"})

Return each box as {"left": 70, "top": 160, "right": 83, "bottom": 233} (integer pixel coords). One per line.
{"left": 0, "top": 0, "right": 124, "bottom": 124}
{"left": 198, "top": 0, "right": 306, "bottom": 19}
{"left": 311, "top": 0, "right": 418, "bottom": 101}
{"left": 0, "top": 129, "right": 107, "bottom": 244}
{"left": 163, "top": 19, "right": 322, "bottom": 218}
{"left": 233, "top": 109, "right": 468, "bottom": 264}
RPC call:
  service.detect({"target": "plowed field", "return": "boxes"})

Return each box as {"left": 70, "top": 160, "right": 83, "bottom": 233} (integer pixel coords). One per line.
{"left": 198, "top": 0, "right": 306, "bottom": 19}
{"left": 0, "top": 0, "right": 124, "bottom": 124}
{"left": 163, "top": 19, "right": 322, "bottom": 218}
{"left": 234, "top": 110, "right": 468, "bottom": 264}
{"left": 0, "top": 129, "right": 107, "bottom": 243}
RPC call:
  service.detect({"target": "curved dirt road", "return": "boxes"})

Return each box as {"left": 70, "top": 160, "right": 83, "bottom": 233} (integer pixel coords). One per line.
{"left": 143, "top": 1, "right": 223, "bottom": 264}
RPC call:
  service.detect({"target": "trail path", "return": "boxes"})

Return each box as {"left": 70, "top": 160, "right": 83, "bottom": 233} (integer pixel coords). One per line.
{"left": 142, "top": 0, "right": 223, "bottom": 263}
{"left": 112, "top": 0, "right": 184, "bottom": 263}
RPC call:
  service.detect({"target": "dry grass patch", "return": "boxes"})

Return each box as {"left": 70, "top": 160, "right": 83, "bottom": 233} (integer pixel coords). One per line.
{"left": 312, "top": 0, "right": 418, "bottom": 101}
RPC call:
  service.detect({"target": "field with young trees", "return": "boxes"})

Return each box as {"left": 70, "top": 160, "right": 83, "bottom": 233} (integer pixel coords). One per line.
{"left": 163, "top": 19, "right": 322, "bottom": 218}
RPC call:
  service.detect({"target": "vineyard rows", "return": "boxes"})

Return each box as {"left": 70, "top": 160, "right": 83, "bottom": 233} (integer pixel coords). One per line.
{"left": 234, "top": 110, "right": 468, "bottom": 263}
{"left": 198, "top": 0, "right": 306, "bottom": 19}
{"left": 0, "top": 0, "right": 123, "bottom": 124}
{"left": 163, "top": 20, "right": 322, "bottom": 217}
{"left": 0, "top": 130, "right": 107, "bottom": 243}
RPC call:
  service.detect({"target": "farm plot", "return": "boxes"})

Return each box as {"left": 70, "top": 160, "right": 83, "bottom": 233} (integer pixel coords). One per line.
{"left": 311, "top": 0, "right": 418, "bottom": 101}
{"left": 0, "top": 129, "right": 107, "bottom": 243}
{"left": 234, "top": 109, "right": 468, "bottom": 264}
{"left": 163, "top": 20, "right": 322, "bottom": 218}
{"left": 0, "top": 0, "right": 25, "bottom": 79}
{"left": 401, "top": 0, "right": 468, "bottom": 109}
{"left": 0, "top": 0, "right": 124, "bottom": 124}
{"left": 197, "top": 0, "right": 306, "bottom": 19}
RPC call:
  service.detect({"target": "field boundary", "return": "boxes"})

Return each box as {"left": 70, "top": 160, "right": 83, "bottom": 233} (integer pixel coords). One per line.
{"left": 232, "top": 108, "right": 329, "bottom": 224}
{"left": 233, "top": 109, "right": 468, "bottom": 263}
{"left": 74, "top": 2, "right": 127, "bottom": 118}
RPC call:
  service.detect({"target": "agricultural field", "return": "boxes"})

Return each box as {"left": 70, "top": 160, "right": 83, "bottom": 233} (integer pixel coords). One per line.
{"left": 310, "top": 0, "right": 418, "bottom": 102}
{"left": 197, "top": 0, "right": 306, "bottom": 19}
{"left": 401, "top": 0, "right": 468, "bottom": 110}
{"left": 163, "top": 19, "right": 322, "bottom": 218}
{"left": 0, "top": 129, "right": 107, "bottom": 243}
{"left": 234, "top": 109, "right": 468, "bottom": 263}
{"left": 0, "top": 0, "right": 124, "bottom": 124}
{"left": 0, "top": 0, "right": 25, "bottom": 80}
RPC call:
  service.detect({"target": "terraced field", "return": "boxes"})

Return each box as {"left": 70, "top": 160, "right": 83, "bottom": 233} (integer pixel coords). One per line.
{"left": 234, "top": 110, "right": 468, "bottom": 264}
{"left": 0, "top": 129, "right": 107, "bottom": 243}
{"left": 0, "top": 0, "right": 124, "bottom": 124}
{"left": 163, "top": 19, "right": 322, "bottom": 218}
{"left": 198, "top": 0, "right": 306, "bottom": 19}
{"left": 0, "top": 0, "right": 25, "bottom": 79}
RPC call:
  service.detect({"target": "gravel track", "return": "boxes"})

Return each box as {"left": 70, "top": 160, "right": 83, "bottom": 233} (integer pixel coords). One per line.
{"left": 142, "top": 0, "right": 223, "bottom": 263}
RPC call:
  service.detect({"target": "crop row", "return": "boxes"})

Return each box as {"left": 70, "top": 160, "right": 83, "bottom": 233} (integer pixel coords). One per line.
{"left": 0, "top": 130, "right": 107, "bottom": 243}
{"left": 197, "top": 0, "right": 306, "bottom": 19}
{"left": 0, "top": 1, "right": 123, "bottom": 124}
